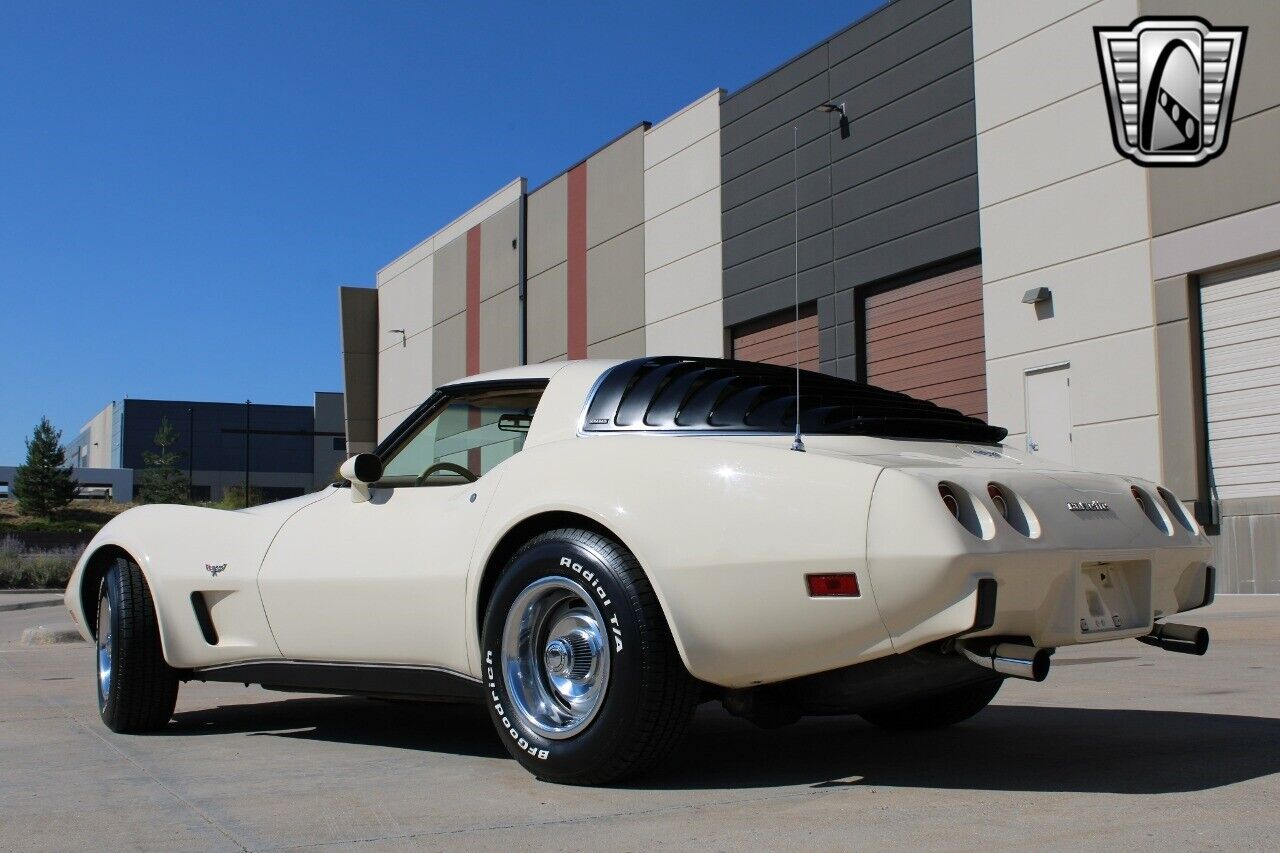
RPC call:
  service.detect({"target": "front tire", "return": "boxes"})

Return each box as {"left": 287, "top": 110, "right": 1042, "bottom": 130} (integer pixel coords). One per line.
{"left": 481, "top": 528, "right": 698, "bottom": 785}
{"left": 858, "top": 678, "right": 1003, "bottom": 731}
{"left": 96, "top": 558, "right": 179, "bottom": 733}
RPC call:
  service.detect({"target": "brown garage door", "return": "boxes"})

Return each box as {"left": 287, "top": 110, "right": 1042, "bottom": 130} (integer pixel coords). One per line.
{"left": 863, "top": 264, "right": 987, "bottom": 420}
{"left": 732, "top": 304, "right": 819, "bottom": 372}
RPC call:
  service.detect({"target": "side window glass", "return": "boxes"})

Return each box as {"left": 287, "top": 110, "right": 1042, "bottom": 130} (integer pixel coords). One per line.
{"left": 379, "top": 388, "right": 541, "bottom": 486}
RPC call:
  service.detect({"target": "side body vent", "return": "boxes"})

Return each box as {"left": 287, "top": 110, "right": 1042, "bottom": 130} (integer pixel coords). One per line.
{"left": 582, "top": 357, "right": 1007, "bottom": 443}
{"left": 190, "top": 592, "right": 220, "bottom": 645}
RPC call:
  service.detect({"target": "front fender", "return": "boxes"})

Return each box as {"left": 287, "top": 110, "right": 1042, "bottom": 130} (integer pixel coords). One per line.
{"left": 65, "top": 493, "right": 328, "bottom": 668}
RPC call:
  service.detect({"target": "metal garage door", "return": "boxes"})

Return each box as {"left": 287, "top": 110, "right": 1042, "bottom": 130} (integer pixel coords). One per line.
{"left": 1201, "top": 259, "right": 1280, "bottom": 500}
{"left": 731, "top": 304, "right": 819, "bottom": 372}
{"left": 862, "top": 264, "right": 987, "bottom": 420}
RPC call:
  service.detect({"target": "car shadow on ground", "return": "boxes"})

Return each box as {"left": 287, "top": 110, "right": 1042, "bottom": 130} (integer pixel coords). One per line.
{"left": 168, "top": 695, "right": 1280, "bottom": 794}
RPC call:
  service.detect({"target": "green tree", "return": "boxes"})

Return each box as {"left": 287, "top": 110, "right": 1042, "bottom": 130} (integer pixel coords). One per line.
{"left": 135, "top": 417, "right": 190, "bottom": 504}
{"left": 12, "top": 417, "right": 78, "bottom": 519}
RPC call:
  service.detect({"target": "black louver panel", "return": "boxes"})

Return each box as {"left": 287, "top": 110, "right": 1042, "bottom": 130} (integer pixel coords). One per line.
{"left": 583, "top": 357, "right": 1007, "bottom": 443}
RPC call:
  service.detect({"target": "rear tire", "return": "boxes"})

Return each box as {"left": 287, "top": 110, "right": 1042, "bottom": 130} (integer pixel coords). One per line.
{"left": 96, "top": 558, "right": 179, "bottom": 733}
{"left": 480, "top": 528, "right": 699, "bottom": 785}
{"left": 859, "top": 678, "right": 1003, "bottom": 731}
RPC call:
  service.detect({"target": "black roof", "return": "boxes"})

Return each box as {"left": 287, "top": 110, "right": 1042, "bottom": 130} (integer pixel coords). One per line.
{"left": 582, "top": 357, "right": 1007, "bottom": 444}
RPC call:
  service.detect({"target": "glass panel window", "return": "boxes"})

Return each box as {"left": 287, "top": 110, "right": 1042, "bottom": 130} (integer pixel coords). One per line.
{"left": 379, "top": 388, "right": 542, "bottom": 486}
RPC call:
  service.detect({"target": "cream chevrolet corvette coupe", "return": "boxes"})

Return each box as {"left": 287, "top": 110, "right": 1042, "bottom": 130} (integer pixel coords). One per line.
{"left": 65, "top": 356, "right": 1215, "bottom": 784}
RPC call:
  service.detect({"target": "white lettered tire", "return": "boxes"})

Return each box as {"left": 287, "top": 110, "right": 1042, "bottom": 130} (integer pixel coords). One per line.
{"left": 481, "top": 528, "right": 699, "bottom": 784}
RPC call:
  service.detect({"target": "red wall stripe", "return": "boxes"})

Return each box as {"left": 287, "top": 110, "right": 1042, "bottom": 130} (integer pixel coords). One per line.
{"left": 466, "top": 225, "right": 482, "bottom": 472}
{"left": 566, "top": 163, "right": 588, "bottom": 360}
{"left": 466, "top": 225, "right": 482, "bottom": 376}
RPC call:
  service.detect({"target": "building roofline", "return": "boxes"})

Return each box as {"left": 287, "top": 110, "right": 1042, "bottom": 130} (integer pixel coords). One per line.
{"left": 528, "top": 121, "right": 652, "bottom": 195}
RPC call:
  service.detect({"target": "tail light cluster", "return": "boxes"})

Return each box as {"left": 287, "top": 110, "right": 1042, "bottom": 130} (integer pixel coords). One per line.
{"left": 938, "top": 481, "right": 1040, "bottom": 539}
{"left": 1131, "top": 484, "right": 1199, "bottom": 534}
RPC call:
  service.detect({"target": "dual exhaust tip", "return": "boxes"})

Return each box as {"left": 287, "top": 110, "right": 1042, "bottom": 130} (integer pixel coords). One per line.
{"left": 959, "top": 622, "right": 1209, "bottom": 682}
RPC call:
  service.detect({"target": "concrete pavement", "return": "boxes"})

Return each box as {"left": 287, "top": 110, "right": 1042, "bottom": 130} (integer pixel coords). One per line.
{"left": 1, "top": 596, "right": 1277, "bottom": 851}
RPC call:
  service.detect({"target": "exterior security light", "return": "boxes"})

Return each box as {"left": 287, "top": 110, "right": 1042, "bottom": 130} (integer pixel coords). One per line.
{"left": 1022, "top": 287, "right": 1052, "bottom": 305}
{"left": 388, "top": 329, "right": 407, "bottom": 347}
{"left": 817, "top": 102, "right": 846, "bottom": 115}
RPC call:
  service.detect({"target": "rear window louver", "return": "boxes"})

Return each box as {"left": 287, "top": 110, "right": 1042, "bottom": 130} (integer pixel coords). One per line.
{"left": 583, "top": 357, "right": 1007, "bottom": 444}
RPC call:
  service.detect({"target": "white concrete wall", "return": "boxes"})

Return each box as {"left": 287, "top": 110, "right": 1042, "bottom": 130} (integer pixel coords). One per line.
{"left": 80, "top": 403, "right": 116, "bottom": 469}
{"left": 643, "top": 90, "right": 726, "bottom": 358}
{"left": 374, "top": 179, "right": 524, "bottom": 440}
{"left": 971, "top": 0, "right": 1163, "bottom": 481}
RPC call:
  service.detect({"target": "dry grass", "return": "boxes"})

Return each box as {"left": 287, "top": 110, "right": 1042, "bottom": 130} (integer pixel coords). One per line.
{"left": 0, "top": 498, "right": 133, "bottom": 534}
{"left": 0, "top": 538, "right": 83, "bottom": 588}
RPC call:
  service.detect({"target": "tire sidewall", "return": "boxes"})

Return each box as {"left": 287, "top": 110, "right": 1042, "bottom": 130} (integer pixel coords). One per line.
{"left": 97, "top": 563, "right": 122, "bottom": 717}
{"left": 481, "top": 535, "right": 644, "bottom": 780}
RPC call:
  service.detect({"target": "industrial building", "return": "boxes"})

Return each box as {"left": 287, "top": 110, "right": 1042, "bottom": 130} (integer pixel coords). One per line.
{"left": 339, "top": 0, "right": 1279, "bottom": 592}
{"left": 57, "top": 393, "right": 346, "bottom": 502}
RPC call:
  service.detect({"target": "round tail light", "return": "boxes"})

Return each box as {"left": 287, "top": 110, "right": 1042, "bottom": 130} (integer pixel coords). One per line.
{"left": 939, "top": 483, "right": 960, "bottom": 518}
{"left": 1131, "top": 486, "right": 1148, "bottom": 513}
{"left": 987, "top": 483, "right": 1009, "bottom": 520}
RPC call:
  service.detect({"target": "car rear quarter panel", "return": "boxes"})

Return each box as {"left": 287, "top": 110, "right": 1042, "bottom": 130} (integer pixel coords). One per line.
{"left": 471, "top": 434, "right": 893, "bottom": 688}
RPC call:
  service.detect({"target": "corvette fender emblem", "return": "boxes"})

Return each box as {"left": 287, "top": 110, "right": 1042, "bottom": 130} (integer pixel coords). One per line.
{"left": 1067, "top": 501, "right": 1111, "bottom": 512}
{"left": 205, "top": 563, "right": 227, "bottom": 576}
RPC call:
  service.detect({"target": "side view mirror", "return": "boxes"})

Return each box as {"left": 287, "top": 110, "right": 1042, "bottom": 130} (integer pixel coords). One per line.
{"left": 339, "top": 453, "right": 383, "bottom": 503}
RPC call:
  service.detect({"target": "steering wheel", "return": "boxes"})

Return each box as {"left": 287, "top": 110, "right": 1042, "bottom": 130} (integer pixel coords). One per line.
{"left": 415, "top": 461, "right": 478, "bottom": 486}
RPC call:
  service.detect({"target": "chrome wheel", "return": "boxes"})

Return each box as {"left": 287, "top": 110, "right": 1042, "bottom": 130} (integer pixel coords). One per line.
{"left": 96, "top": 592, "right": 113, "bottom": 702}
{"left": 501, "top": 576, "right": 610, "bottom": 739}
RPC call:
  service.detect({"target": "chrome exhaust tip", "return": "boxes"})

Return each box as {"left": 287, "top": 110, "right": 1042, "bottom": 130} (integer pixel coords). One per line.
{"left": 959, "top": 641, "right": 1051, "bottom": 682}
{"left": 1137, "top": 622, "right": 1209, "bottom": 656}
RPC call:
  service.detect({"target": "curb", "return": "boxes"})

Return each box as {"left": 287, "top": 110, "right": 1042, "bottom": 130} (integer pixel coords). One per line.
{"left": 0, "top": 599, "right": 62, "bottom": 613}
{"left": 20, "top": 624, "right": 85, "bottom": 646}
{"left": 0, "top": 589, "right": 65, "bottom": 595}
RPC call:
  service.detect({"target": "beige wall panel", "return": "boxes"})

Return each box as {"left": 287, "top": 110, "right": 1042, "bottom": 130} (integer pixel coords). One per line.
{"left": 973, "top": 0, "right": 1139, "bottom": 132}
{"left": 980, "top": 161, "right": 1149, "bottom": 284}
{"left": 1156, "top": 316, "right": 1202, "bottom": 498}
{"left": 480, "top": 200, "right": 521, "bottom": 302}
{"left": 527, "top": 263, "right": 568, "bottom": 363}
{"left": 970, "top": 0, "right": 1102, "bottom": 61}
{"left": 986, "top": 328, "right": 1160, "bottom": 435}
{"left": 645, "top": 242, "right": 723, "bottom": 326}
{"left": 378, "top": 327, "right": 433, "bottom": 423}
{"left": 983, "top": 243, "right": 1155, "bottom": 360}
{"left": 586, "top": 327, "right": 646, "bottom": 360}
{"left": 527, "top": 174, "right": 567, "bottom": 277}
{"left": 377, "top": 239, "right": 433, "bottom": 288}
{"left": 1148, "top": 106, "right": 1280, "bottom": 237}
{"left": 479, "top": 286, "right": 521, "bottom": 374}
{"left": 645, "top": 188, "right": 721, "bottom": 275}
{"left": 432, "top": 236, "right": 467, "bottom": 325}
{"left": 1142, "top": 0, "right": 1280, "bottom": 121}
{"left": 644, "top": 301, "right": 726, "bottom": 358}
{"left": 586, "top": 127, "right": 645, "bottom": 250}
{"left": 431, "top": 312, "right": 466, "bottom": 388}
{"left": 644, "top": 134, "right": 720, "bottom": 221}
{"left": 1152, "top": 201, "right": 1280, "bottom": 280}
{"left": 376, "top": 413, "right": 407, "bottom": 444}
{"left": 586, "top": 225, "right": 645, "bottom": 346}
{"left": 976, "top": 87, "right": 1119, "bottom": 207}
{"left": 644, "top": 89, "right": 721, "bottom": 169}
{"left": 1072, "top": 416, "right": 1163, "bottom": 482}
{"left": 377, "top": 258, "right": 433, "bottom": 345}
{"left": 343, "top": 353, "right": 378, "bottom": 436}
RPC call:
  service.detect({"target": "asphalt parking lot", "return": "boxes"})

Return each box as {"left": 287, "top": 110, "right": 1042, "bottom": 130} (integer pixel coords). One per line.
{"left": 2, "top": 595, "right": 1277, "bottom": 851}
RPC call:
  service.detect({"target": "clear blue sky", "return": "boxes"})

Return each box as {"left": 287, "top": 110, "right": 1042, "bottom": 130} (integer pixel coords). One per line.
{"left": 1, "top": 0, "right": 880, "bottom": 463}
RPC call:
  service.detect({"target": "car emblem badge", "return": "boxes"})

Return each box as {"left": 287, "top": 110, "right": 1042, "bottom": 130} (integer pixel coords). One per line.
{"left": 205, "top": 563, "right": 227, "bottom": 576}
{"left": 1094, "top": 17, "right": 1246, "bottom": 167}
{"left": 1067, "top": 500, "right": 1111, "bottom": 512}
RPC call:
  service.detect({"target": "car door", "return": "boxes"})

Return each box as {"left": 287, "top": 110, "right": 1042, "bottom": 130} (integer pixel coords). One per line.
{"left": 256, "top": 383, "right": 545, "bottom": 673}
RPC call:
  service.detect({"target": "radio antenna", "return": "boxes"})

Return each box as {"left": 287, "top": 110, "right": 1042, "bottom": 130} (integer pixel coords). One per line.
{"left": 791, "top": 124, "right": 805, "bottom": 453}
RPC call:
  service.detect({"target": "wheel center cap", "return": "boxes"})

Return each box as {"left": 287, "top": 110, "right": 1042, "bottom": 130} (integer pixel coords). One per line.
{"left": 544, "top": 638, "right": 572, "bottom": 675}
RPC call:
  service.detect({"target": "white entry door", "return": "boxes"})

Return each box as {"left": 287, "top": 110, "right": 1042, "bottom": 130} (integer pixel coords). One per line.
{"left": 1025, "top": 364, "right": 1072, "bottom": 465}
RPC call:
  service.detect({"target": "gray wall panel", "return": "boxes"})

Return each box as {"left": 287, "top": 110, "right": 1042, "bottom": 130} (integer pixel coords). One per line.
{"left": 829, "top": 102, "right": 975, "bottom": 195}
{"left": 721, "top": 46, "right": 828, "bottom": 126}
{"left": 832, "top": 140, "right": 976, "bottom": 227}
{"left": 827, "top": 0, "right": 944, "bottom": 61}
{"left": 720, "top": 0, "right": 979, "bottom": 365}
